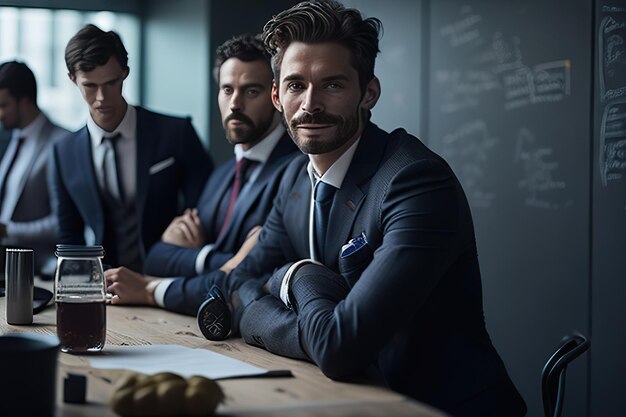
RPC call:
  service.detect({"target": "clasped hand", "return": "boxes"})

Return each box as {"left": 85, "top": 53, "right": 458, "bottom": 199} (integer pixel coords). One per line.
{"left": 161, "top": 208, "right": 204, "bottom": 247}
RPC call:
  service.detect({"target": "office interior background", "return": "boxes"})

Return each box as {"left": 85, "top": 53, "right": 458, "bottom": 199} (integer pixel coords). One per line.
{"left": 0, "top": 1, "right": 624, "bottom": 416}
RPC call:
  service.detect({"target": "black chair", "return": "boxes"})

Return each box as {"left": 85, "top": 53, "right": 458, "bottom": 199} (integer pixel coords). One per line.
{"left": 541, "top": 332, "right": 591, "bottom": 417}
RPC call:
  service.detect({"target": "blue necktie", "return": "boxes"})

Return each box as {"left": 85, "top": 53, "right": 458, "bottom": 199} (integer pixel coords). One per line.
{"left": 314, "top": 180, "right": 336, "bottom": 262}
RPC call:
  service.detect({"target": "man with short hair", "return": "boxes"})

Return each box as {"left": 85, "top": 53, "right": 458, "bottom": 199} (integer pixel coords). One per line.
{"left": 127, "top": 1, "right": 528, "bottom": 416}
{"left": 49, "top": 24, "right": 212, "bottom": 271}
{"left": 104, "top": 34, "right": 298, "bottom": 313}
{"left": 0, "top": 61, "right": 69, "bottom": 276}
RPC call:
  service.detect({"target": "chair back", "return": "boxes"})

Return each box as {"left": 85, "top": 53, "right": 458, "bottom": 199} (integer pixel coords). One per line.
{"left": 541, "top": 332, "right": 590, "bottom": 417}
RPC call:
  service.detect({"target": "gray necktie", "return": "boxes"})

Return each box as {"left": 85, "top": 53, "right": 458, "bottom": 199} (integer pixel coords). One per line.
{"left": 101, "top": 133, "right": 125, "bottom": 203}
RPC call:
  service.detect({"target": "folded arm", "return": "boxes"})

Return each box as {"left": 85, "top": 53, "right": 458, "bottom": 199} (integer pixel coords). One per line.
{"left": 290, "top": 159, "right": 462, "bottom": 379}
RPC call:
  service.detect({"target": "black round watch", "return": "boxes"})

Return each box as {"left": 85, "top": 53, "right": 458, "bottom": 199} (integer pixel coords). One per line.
{"left": 196, "top": 285, "right": 231, "bottom": 341}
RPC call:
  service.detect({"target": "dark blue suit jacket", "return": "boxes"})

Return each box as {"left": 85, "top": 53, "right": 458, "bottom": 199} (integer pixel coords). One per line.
{"left": 144, "top": 132, "right": 298, "bottom": 280}
{"left": 230, "top": 122, "right": 526, "bottom": 416}
{"left": 48, "top": 107, "right": 213, "bottom": 268}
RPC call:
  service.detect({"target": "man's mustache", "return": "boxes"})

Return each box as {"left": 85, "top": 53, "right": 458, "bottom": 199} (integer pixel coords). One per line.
{"left": 290, "top": 112, "right": 342, "bottom": 129}
{"left": 225, "top": 113, "right": 254, "bottom": 126}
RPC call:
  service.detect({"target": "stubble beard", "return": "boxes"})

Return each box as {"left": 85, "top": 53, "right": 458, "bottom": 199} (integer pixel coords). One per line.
{"left": 286, "top": 108, "right": 360, "bottom": 155}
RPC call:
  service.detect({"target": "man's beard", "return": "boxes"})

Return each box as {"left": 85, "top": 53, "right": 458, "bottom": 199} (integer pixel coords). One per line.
{"left": 286, "top": 109, "right": 359, "bottom": 155}
{"left": 224, "top": 112, "right": 273, "bottom": 145}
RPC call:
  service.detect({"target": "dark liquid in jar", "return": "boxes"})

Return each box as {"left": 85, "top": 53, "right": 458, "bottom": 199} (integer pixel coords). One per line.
{"left": 56, "top": 301, "right": 106, "bottom": 352}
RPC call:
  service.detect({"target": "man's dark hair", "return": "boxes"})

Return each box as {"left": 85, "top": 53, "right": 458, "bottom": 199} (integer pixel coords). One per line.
{"left": 262, "top": 0, "right": 382, "bottom": 92}
{"left": 65, "top": 24, "right": 129, "bottom": 76}
{"left": 0, "top": 61, "right": 37, "bottom": 102}
{"left": 213, "top": 34, "right": 271, "bottom": 82}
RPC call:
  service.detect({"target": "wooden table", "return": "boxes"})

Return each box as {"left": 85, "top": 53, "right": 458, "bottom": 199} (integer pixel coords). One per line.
{"left": 0, "top": 287, "right": 446, "bottom": 417}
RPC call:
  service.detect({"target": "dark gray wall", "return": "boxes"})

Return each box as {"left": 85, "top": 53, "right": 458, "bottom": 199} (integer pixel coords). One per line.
{"left": 143, "top": 0, "right": 210, "bottom": 145}
{"left": 591, "top": 2, "right": 626, "bottom": 416}
{"left": 425, "top": 1, "right": 592, "bottom": 416}
{"left": 425, "top": 1, "right": 626, "bottom": 416}
{"left": 207, "top": 0, "right": 299, "bottom": 164}
{"left": 344, "top": 0, "right": 422, "bottom": 137}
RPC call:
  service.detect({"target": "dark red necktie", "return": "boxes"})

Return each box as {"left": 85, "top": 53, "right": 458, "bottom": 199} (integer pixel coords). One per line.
{"left": 218, "top": 157, "right": 252, "bottom": 239}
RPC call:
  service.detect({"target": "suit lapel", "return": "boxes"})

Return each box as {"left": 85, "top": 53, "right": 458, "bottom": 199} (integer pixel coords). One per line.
{"left": 3, "top": 121, "right": 51, "bottom": 219}
{"left": 16, "top": 119, "right": 52, "bottom": 192}
{"left": 208, "top": 161, "right": 236, "bottom": 241}
{"left": 215, "top": 134, "right": 296, "bottom": 248}
{"left": 0, "top": 136, "right": 20, "bottom": 214}
{"left": 0, "top": 143, "right": 16, "bottom": 185}
{"left": 324, "top": 179, "right": 364, "bottom": 270}
{"left": 0, "top": 136, "right": 17, "bottom": 181}
{"left": 135, "top": 108, "right": 156, "bottom": 222}
{"left": 72, "top": 127, "right": 105, "bottom": 239}
{"left": 284, "top": 168, "right": 313, "bottom": 258}
{"left": 214, "top": 164, "right": 253, "bottom": 249}
{"left": 324, "top": 123, "right": 388, "bottom": 269}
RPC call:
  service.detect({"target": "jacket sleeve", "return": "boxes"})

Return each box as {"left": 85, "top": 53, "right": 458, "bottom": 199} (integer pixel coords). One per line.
{"left": 144, "top": 241, "right": 200, "bottom": 277}
{"left": 4, "top": 214, "right": 58, "bottom": 243}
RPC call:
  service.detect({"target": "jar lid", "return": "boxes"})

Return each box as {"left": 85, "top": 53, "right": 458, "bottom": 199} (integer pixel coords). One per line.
{"left": 55, "top": 244, "right": 105, "bottom": 258}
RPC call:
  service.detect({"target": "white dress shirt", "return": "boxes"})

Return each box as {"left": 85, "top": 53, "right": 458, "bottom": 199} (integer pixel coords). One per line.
{"left": 87, "top": 105, "right": 137, "bottom": 201}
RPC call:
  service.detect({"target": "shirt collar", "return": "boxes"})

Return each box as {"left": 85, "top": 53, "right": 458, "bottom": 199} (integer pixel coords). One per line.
{"left": 307, "top": 136, "right": 361, "bottom": 190}
{"left": 12, "top": 111, "right": 46, "bottom": 141}
{"left": 88, "top": 104, "right": 136, "bottom": 146}
{"left": 234, "top": 123, "right": 285, "bottom": 164}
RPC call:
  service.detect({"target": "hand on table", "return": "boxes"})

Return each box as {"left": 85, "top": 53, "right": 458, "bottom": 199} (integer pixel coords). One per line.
{"left": 105, "top": 267, "right": 159, "bottom": 306}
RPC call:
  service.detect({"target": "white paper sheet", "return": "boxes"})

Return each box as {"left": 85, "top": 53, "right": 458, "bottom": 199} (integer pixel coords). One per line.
{"left": 88, "top": 344, "right": 268, "bottom": 380}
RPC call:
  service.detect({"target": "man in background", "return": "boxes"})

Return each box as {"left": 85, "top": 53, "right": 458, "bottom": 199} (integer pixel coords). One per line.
{"left": 49, "top": 24, "right": 212, "bottom": 272}
{"left": 105, "top": 34, "right": 298, "bottom": 314}
{"left": 0, "top": 61, "right": 69, "bottom": 277}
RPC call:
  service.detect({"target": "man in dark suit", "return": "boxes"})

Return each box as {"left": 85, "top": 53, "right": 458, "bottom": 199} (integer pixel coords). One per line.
{"left": 136, "top": 2, "right": 528, "bottom": 416}
{"left": 0, "top": 61, "right": 69, "bottom": 276}
{"left": 104, "top": 34, "right": 298, "bottom": 311}
{"left": 49, "top": 24, "right": 212, "bottom": 271}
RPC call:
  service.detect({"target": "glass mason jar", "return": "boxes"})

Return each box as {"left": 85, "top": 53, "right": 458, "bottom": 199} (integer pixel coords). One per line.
{"left": 54, "top": 245, "right": 107, "bottom": 353}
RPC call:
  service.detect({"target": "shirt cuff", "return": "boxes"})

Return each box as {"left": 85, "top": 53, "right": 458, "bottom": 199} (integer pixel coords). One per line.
{"left": 279, "top": 259, "right": 321, "bottom": 309}
{"left": 195, "top": 244, "right": 214, "bottom": 275}
{"left": 152, "top": 278, "right": 178, "bottom": 307}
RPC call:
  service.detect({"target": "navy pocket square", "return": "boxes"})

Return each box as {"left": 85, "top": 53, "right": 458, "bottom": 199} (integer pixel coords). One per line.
{"left": 340, "top": 232, "right": 368, "bottom": 258}
{"left": 339, "top": 232, "right": 373, "bottom": 287}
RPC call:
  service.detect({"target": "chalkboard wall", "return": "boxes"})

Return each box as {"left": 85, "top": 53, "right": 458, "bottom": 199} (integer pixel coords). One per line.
{"left": 424, "top": 1, "right": 593, "bottom": 416}
{"left": 592, "top": 2, "right": 626, "bottom": 417}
